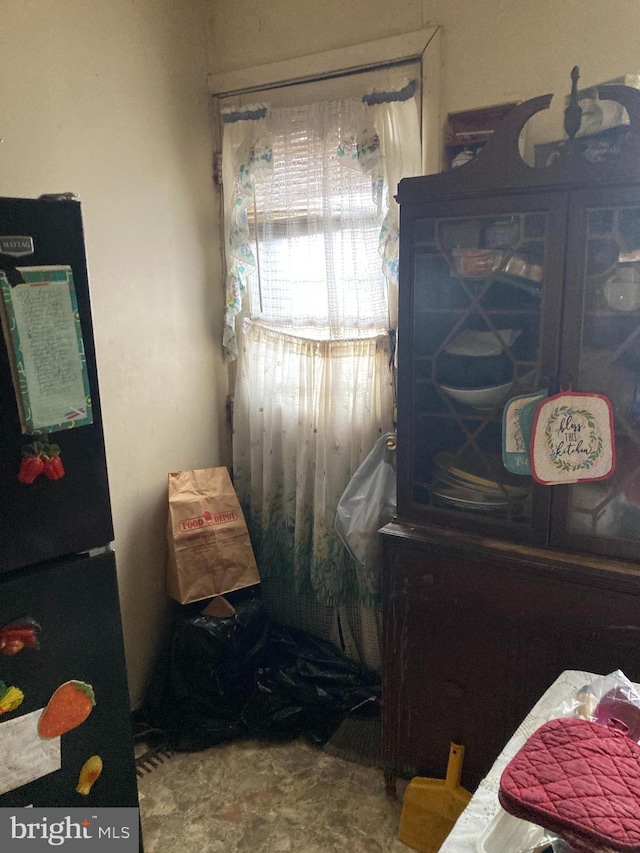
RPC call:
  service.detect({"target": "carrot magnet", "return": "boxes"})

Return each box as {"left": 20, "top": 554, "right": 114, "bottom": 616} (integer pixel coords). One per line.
{"left": 76, "top": 755, "right": 103, "bottom": 796}
{"left": 38, "top": 680, "right": 95, "bottom": 738}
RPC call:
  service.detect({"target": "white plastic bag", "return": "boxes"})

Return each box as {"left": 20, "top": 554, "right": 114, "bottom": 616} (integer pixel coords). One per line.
{"left": 546, "top": 669, "right": 640, "bottom": 734}
{"left": 334, "top": 432, "right": 397, "bottom": 573}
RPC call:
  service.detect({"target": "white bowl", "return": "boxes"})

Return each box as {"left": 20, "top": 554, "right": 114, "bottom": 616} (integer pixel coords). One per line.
{"left": 440, "top": 380, "right": 514, "bottom": 410}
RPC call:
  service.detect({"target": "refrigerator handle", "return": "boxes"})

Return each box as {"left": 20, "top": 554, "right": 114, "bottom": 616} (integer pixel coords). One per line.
{"left": 0, "top": 255, "right": 25, "bottom": 285}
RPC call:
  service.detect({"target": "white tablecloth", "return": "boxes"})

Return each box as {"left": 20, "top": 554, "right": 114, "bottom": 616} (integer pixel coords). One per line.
{"left": 439, "top": 670, "right": 597, "bottom": 853}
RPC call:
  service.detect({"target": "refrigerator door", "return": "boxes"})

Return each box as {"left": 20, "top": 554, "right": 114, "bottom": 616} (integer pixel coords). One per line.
{"left": 0, "top": 198, "right": 113, "bottom": 573}
{"left": 0, "top": 550, "right": 138, "bottom": 807}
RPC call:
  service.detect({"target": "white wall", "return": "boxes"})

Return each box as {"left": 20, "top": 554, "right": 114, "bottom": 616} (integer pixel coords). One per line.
{"left": 209, "top": 0, "right": 640, "bottom": 152}
{"left": 0, "top": 1, "right": 230, "bottom": 707}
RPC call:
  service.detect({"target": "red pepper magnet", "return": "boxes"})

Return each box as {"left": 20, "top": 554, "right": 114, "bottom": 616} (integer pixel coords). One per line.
{"left": 17, "top": 441, "right": 65, "bottom": 484}
{"left": 43, "top": 448, "right": 65, "bottom": 481}
{"left": 18, "top": 447, "right": 45, "bottom": 484}
{"left": 0, "top": 617, "right": 41, "bottom": 655}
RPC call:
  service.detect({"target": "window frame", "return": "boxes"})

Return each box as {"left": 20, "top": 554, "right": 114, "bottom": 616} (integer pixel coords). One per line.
{"left": 210, "top": 27, "right": 441, "bottom": 174}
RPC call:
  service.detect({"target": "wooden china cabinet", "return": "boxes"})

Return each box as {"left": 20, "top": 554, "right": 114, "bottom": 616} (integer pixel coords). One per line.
{"left": 381, "top": 71, "right": 640, "bottom": 794}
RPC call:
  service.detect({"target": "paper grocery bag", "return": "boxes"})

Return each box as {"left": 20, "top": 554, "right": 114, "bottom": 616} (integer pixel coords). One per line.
{"left": 166, "top": 467, "right": 260, "bottom": 604}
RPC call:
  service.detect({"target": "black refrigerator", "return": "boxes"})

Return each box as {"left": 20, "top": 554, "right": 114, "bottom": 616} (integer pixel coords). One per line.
{"left": 0, "top": 196, "right": 139, "bottom": 809}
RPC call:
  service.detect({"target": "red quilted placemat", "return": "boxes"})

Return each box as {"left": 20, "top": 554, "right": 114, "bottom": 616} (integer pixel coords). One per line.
{"left": 499, "top": 717, "right": 640, "bottom": 852}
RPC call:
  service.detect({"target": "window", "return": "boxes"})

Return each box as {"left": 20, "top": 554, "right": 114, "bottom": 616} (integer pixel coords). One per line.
{"left": 246, "top": 99, "right": 388, "bottom": 341}
{"left": 220, "top": 66, "right": 422, "bottom": 671}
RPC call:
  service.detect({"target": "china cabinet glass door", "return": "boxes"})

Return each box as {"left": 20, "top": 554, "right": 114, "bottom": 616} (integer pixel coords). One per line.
{"left": 398, "top": 194, "right": 567, "bottom": 542}
{"left": 552, "top": 187, "right": 640, "bottom": 560}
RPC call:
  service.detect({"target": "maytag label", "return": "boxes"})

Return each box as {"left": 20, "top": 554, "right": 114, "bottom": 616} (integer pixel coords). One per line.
{"left": 0, "top": 236, "right": 34, "bottom": 257}
{"left": 0, "top": 808, "right": 139, "bottom": 851}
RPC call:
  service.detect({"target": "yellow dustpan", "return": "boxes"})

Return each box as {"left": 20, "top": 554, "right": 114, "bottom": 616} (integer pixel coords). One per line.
{"left": 398, "top": 743, "right": 472, "bottom": 853}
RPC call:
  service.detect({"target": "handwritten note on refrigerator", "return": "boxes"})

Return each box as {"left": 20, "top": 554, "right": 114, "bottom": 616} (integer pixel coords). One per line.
{"left": 0, "top": 266, "right": 93, "bottom": 433}
{"left": 0, "top": 709, "right": 61, "bottom": 795}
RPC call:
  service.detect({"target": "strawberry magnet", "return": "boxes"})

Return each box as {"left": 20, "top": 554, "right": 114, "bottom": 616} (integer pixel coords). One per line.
{"left": 18, "top": 441, "right": 65, "bottom": 484}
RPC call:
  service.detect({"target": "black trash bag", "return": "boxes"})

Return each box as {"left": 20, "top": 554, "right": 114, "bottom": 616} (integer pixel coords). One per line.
{"left": 241, "top": 624, "right": 381, "bottom": 745}
{"left": 143, "top": 598, "right": 270, "bottom": 751}
{"left": 143, "top": 599, "right": 380, "bottom": 752}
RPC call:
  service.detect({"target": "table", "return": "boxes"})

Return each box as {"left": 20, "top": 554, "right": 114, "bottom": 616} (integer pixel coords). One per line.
{"left": 439, "top": 670, "right": 599, "bottom": 853}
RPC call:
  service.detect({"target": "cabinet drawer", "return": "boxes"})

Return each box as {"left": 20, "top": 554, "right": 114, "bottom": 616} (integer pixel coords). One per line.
{"left": 387, "top": 543, "right": 640, "bottom": 631}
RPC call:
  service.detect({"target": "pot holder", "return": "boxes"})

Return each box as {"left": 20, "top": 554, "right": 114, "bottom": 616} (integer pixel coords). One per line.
{"left": 502, "top": 389, "right": 548, "bottom": 475}
{"left": 499, "top": 717, "right": 640, "bottom": 852}
{"left": 530, "top": 391, "right": 615, "bottom": 485}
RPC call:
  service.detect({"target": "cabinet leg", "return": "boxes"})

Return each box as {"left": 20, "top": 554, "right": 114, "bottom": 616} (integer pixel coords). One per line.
{"left": 384, "top": 771, "right": 397, "bottom": 799}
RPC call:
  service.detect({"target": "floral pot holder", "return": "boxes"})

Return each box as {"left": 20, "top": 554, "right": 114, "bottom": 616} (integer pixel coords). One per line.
{"left": 530, "top": 392, "right": 615, "bottom": 485}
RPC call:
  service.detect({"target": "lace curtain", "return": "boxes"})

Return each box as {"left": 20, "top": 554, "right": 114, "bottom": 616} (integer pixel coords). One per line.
{"left": 223, "top": 89, "right": 421, "bottom": 669}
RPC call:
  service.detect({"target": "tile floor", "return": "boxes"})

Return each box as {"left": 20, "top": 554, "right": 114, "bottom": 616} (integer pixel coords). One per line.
{"left": 137, "top": 737, "right": 412, "bottom": 853}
